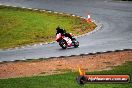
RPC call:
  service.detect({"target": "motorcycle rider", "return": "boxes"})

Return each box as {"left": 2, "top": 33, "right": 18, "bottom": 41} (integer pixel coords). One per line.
{"left": 56, "top": 26, "right": 73, "bottom": 40}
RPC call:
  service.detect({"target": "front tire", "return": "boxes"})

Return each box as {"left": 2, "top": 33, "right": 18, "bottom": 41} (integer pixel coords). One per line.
{"left": 59, "top": 39, "right": 67, "bottom": 49}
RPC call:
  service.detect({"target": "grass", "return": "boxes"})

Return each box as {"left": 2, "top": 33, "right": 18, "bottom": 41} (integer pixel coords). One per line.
{"left": 0, "top": 61, "right": 131, "bottom": 88}
{"left": 0, "top": 6, "right": 96, "bottom": 49}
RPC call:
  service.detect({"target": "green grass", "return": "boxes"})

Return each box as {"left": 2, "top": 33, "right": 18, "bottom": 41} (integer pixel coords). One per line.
{"left": 0, "top": 61, "right": 131, "bottom": 88}
{"left": 0, "top": 6, "right": 96, "bottom": 49}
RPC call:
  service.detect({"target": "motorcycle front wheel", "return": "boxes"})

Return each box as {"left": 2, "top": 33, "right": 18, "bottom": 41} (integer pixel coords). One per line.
{"left": 59, "top": 39, "right": 67, "bottom": 49}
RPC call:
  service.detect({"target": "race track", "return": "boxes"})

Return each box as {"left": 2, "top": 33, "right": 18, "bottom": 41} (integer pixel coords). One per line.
{"left": 0, "top": 0, "right": 132, "bottom": 62}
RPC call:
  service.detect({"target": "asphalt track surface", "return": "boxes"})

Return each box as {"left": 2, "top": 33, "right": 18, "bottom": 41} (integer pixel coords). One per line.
{"left": 0, "top": 0, "right": 132, "bottom": 62}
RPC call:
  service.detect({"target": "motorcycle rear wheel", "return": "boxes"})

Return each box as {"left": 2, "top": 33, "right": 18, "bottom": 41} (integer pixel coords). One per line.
{"left": 72, "top": 38, "right": 79, "bottom": 48}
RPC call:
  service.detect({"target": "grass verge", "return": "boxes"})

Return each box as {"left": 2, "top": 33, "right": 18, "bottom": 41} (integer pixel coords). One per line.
{"left": 0, "top": 61, "right": 131, "bottom": 88}
{"left": 0, "top": 6, "right": 96, "bottom": 49}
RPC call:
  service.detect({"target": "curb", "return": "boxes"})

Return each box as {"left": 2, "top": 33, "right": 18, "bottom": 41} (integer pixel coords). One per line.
{"left": 0, "top": 49, "right": 131, "bottom": 63}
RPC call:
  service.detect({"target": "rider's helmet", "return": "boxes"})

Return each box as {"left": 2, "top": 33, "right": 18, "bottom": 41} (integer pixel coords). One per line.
{"left": 56, "top": 26, "right": 60, "bottom": 31}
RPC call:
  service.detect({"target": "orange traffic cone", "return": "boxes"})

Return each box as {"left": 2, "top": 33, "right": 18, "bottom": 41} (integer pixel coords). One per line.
{"left": 87, "top": 14, "right": 92, "bottom": 22}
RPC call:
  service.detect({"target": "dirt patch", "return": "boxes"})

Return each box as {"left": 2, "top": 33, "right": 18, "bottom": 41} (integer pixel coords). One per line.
{"left": 0, "top": 50, "right": 132, "bottom": 79}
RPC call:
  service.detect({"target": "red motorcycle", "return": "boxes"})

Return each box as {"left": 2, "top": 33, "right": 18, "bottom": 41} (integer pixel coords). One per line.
{"left": 56, "top": 33, "right": 79, "bottom": 49}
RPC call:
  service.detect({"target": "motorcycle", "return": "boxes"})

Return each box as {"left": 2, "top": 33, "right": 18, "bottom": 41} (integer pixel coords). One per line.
{"left": 56, "top": 33, "right": 79, "bottom": 49}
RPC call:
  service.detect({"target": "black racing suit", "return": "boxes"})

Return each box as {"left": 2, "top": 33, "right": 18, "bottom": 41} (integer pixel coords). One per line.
{"left": 56, "top": 29, "right": 73, "bottom": 40}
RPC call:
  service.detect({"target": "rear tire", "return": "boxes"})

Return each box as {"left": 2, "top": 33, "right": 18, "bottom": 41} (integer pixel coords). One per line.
{"left": 59, "top": 39, "right": 67, "bottom": 49}
{"left": 72, "top": 38, "right": 79, "bottom": 48}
